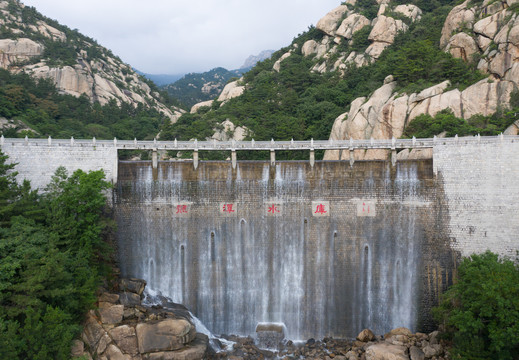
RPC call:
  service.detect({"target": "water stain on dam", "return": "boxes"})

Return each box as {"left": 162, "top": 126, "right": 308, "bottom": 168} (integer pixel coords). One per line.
{"left": 115, "top": 160, "right": 456, "bottom": 340}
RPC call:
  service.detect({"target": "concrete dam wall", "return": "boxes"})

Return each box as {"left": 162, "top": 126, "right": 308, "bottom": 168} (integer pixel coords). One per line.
{"left": 115, "top": 160, "right": 455, "bottom": 340}
{"left": 2, "top": 136, "right": 518, "bottom": 340}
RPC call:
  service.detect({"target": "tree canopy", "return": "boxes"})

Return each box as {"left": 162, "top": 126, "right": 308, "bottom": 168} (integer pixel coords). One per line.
{"left": 0, "top": 152, "right": 113, "bottom": 359}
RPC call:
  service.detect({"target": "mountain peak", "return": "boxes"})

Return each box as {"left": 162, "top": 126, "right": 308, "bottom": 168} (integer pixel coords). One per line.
{"left": 240, "top": 50, "right": 275, "bottom": 69}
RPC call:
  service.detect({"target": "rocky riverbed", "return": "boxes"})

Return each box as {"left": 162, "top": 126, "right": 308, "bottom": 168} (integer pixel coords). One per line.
{"left": 72, "top": 277, "right": 451, "bottom": 360}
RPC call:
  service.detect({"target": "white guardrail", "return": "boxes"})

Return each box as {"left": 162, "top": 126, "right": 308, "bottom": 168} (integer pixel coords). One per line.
{"left": 0, "top": 134, "right": 517, "bottom": 151}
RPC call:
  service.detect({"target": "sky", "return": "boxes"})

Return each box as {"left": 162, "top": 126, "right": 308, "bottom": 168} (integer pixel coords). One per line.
{"left": 21, "top": 0, "right": 341, "bottom": 75}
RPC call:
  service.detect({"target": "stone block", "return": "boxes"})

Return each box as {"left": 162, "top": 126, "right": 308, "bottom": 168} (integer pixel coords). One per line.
{"left": 109, "top": 325, "right": 139, "bottom": 355}
{"left": 120, "top": 278, "right": 146, "bottom": 295}
{"left": 136, "top": 319, "right": 196, "bottom": 353}
{"left": 99, "top": 305, "right": 124, "bottom": 325}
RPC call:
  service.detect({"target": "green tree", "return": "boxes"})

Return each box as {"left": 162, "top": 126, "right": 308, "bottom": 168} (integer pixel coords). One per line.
{"left": 433, "top": 251, "right": 519, "bottom": 360}
{"left": 0, "top": 155, "right": 113, "bottom": 359}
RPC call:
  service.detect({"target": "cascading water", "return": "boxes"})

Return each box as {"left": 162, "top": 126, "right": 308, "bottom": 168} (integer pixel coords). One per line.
{"left": 115, "top": 160, "right": 436, "bottom": 340}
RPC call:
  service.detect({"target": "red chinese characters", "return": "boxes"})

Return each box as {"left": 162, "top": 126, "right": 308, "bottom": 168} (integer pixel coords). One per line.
{"left": 222, "top": 203, "right": 235, "bottom": 213}
{"left": 219, "top": 202, "right": 237, "bottom": 215}
{"left": 312, "top": 201, "right": 330, "bottom": 217}
{"left": 268, "top": 204, "right": 280, "bottom": 214}
{"left": 356, "top": 200, "right": 376, "bottom": 217}
{"left": 176, "top": 204, "right": 188, "bottom": 214}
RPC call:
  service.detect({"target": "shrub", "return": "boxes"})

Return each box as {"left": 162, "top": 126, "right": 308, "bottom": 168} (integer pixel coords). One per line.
{"left": 433, "top": 251, "right": 519, "bottom": 360}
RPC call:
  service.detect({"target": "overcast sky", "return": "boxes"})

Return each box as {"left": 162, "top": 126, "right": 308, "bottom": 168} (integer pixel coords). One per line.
{"left": 21, "top": 0, "right": 341, "bottom": 75}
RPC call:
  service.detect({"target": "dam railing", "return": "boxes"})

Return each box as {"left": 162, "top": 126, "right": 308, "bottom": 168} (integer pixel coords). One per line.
{"left": 1, "top": 134, "right": 517, "bottom": 168}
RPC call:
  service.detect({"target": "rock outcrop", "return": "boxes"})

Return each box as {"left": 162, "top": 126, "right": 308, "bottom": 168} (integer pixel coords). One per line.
{"left": 323, "top": 0, "right": 519, "bottom": 160}
{"left": 217, "top": 79, "right": 245, "bottom": 103}
{"left": 324, "top": 75, "right": 515, "bottom": 160}
{"left": 441, "top": 0, "right": 519, "bottom": 81}
{"left": 297, "top": 1, "right": 423, "bottom": 75}
{"left": 0, "top": 38, "right": 44, "bottom": 67}
{"left": 73, "top": 278, "right": 208, "bottom": 360}
{"left": 0, "top": 0, "right": 184, "bottom": 123}
{"left": 211, "top": 119, "right": 248, "bottom": 142}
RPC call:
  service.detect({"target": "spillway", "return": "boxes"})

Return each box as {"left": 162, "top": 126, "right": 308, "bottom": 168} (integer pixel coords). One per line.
{"left": 115, "top": 160, "right": 452, "bottom": 340}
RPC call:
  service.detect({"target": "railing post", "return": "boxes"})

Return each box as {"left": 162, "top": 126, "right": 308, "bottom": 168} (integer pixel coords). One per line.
{"left": 47, "top": 136, "right": 51, "bottom": 146}
{"left": 193, "top": 149, "right": 199, "bottom": 170}
{"left": 70, "top": 136, "right": 74, "bottom": 146}
{"left": 114, "top": 137, "right": 117, "bottom": 147}
{"left": 391, "top": 136, "right": 397, "bottom": 167}
{"left": 310, "top": 149, "right": 315, "bottom": 168}
{"left": 231, "top": 140, "right": 237, "bottom": 169}
{"left": 152, "top": 149, "right": 158, "bottom": 169}
{"left": 231, "top": 150, "right": 237, "bottom": 169}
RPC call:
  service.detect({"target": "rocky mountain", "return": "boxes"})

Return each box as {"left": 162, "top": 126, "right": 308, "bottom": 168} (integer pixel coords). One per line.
{"left": 163, "top": 67, "right": 243, "bottom": 108}
{"left": 0, "top": 0, "right": 184, "bottom": 127}
{"left": 162, "top": 51, "right": 274, "bottom": 109}
{"left": 169, "top": 0, "right": 519, "bottom": 160}
{"left": 239, "top": 50, "right": 275, "bottom": 69}
{"left": 325, "top": 0, "right": 519, "bottom": 160}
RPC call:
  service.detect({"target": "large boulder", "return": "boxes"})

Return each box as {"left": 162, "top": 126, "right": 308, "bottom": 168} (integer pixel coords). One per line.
{"left": 190, "top": 100, "right": 213, "bottom": 114}
{"left": 316, "top": 5, "right": 351, "bottom": 36}
{"left": 445, "top": 32, "right": 479, "bottom": 62}
{"left": 136, "top": 319, "right": 196, "bottom": 353}
{"left": 393, "top": 4, "right": 422, "bottom": 22}
{"left": 440, "top": 1, "right": 475, "bottom": 49}
{"left": 357, "top": 328, "right": 375, "bottom": 342}
{"left": 102, "top": 344, "right": 131, "bottom": 360}
{"left": 336, "top": 14, "right": 371, "bottom": 40}
{"left": 143, "top": 333, "right": 208, "bottom": 360}
{"left": 365, "top": 343, "right": 409, "bottom": 360}
{"left": 98, "top": 305, "right": 124, "bottom": 325}
{"left": 217, "top": 80, "right": 245, "bottom": 102}
{"left": 109, "top": 325, "right": 139, "bottom": 356}
{"left": 368, "top": 15, "right": 408, "bottom": 44}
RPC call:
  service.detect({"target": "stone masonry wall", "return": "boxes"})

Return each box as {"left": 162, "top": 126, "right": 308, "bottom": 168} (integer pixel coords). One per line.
{"left": 0, "top": 140, "right": 118, "bottom": 189}
{"left": 433, "top": 138, "right": 519, "bottom": 258}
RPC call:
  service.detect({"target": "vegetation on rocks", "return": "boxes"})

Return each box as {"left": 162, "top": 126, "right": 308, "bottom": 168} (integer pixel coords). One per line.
{"left": 163, "top": 67, "right": 243, "bottom": 108}
{"left": 0, "top": 69, "right": 171, "bottom": 139}
{"left": 403, "top": 107, "right": 519, "bottom": 138}
{"left": 0, "top": 152, "right": 113, "bottom": 359}
{"left": 434, "top": 251, "right": 519, "bottom": 360}
{"left": 162, "top": 0, "right": 486, "bottom": 160}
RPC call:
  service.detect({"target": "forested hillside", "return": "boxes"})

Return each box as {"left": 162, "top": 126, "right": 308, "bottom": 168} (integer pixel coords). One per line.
{"left": 162, "top": 0, "right": 519, "bottom": 160}
{"left": 0, "top": 0, "right": 184, "bottom": 139}
{"left": 163, "top": 67, "right": 243, "bottom": 108}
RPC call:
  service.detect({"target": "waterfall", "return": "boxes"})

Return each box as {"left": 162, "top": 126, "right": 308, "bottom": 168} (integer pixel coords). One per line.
{"left": 115, "top": 160, "right": 434, "bottom": 340}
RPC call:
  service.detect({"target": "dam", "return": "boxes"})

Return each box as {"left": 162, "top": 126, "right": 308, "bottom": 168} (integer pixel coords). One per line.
{"left": 115, "top": 159, "right": 451, "bottom": 340}
{"left": 1, "top": 135, "right": 519, "bottom": 340}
